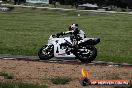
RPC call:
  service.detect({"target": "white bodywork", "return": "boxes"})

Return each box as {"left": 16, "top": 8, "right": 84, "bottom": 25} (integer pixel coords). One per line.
{"left": 47, "top": 30, "right": 95, "bottom": 58}
{"left": 48, "top": 36, "right": 75, "bottom": 58}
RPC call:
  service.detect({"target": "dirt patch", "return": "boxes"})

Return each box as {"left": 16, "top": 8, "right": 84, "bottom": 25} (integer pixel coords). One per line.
{"left": 0, "top": 59, "right": 131, "bottom": 88}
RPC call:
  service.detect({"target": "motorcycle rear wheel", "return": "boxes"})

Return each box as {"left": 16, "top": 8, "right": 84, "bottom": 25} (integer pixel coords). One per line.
{"left": 38, "top": 45, "right": 54, "bottom": 60}
{"left": 77, "top": 46, "right": 97, "bottom": 63}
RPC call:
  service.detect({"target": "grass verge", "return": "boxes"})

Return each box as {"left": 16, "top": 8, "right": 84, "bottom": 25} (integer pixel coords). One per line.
{"left": 0, "top": 82, "right": 48, "bottom": 88}
{"left": 49, "top": 76, "right": 72, "bottom": 85}
{"left": 0, "top": 7, "right": 132, "bottom": 63}
{"left": 114, "top": 85, "right": 132, "bottom": 88}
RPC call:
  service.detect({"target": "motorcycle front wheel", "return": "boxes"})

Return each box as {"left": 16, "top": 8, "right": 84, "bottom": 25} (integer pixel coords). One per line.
{"left": 38, "top": 45, "right": 54, "bottom": 60}
{"left": 77, "top": 46, "right": 97, "bottom": 63}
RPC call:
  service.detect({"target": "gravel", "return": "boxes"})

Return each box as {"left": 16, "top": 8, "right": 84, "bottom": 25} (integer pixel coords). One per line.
{"left": 0, "top": 59, "right": 131, "bottom": 88}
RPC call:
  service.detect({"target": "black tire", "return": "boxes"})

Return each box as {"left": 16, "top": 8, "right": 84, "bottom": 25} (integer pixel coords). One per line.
{"left": 77, "top": 46, "right": 97, "bottom": 63}
{"left": 38, "top": 45, "right": 54, "bottom": 60}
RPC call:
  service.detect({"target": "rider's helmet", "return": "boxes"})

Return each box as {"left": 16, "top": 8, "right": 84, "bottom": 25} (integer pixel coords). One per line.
{"left": 69, "top": 24, "right": 78, "bottom": 31}
{"left": 69, "top": 24, "right": 79, "bottom": 36}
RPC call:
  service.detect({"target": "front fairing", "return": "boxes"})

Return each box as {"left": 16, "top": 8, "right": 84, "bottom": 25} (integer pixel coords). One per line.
{"left": 48, "top": 37, "right": 75, "bottom": 58}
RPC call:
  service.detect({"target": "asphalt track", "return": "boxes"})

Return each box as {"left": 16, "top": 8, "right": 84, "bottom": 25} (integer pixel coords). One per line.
{"left": 0, "top": 54, "right": 132, "bottom": 68}
{"left": 1, "top": 4, "right": 132, "bottom": 14}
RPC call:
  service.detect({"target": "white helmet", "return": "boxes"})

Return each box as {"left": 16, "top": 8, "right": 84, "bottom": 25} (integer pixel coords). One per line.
{"left": 69, "top": 24, "right": 78, "bottom": 31}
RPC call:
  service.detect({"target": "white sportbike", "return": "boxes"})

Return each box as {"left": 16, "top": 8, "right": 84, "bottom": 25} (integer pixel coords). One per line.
{"left": 38, "top": 30, "right": 100, "bottom": 62}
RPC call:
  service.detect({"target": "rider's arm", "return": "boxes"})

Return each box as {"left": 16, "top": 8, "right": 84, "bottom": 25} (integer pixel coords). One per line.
{"left": 56, "top": 31, "right": 74, "bottom": 38}
{"left": 64, "top": 30, "right": 74, "bottom": 34}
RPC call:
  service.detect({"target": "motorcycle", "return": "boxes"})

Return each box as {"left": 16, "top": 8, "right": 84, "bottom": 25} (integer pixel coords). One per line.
{"left": 38, "top": 30, "right": 100, "bottom": 62}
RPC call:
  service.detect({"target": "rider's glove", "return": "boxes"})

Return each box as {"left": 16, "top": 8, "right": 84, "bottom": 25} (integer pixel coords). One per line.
{"left": 60, "top": 32, "right": 64, "bottom": 35}
{"left": 62, "top": 32, "right": 66, "bottom": 35}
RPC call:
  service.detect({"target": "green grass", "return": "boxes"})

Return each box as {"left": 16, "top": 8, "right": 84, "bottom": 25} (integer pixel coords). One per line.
{"left": 0, "top": 82, "right": 48, "bottom": 88}
{"left": 0, "top": 8, "right": 132, "bottom": 63}
{"left": 114, "top": 85, "right": 132, "bottom": 88}
{"left": 49, "top": 76, "right": 72, "bottom": 85}
{"left": 0, "top": 72, "right": 14, "bottom": 79}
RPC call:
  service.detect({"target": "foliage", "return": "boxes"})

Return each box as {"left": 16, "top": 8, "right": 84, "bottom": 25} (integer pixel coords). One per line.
{"left": 53, "top": 0, "right": 132, "bottom": 8}
{"left": 0, "top": 72, "right": 14, "bottom": 79}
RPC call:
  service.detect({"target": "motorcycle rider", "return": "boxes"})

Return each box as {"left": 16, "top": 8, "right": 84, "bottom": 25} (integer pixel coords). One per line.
{"left": 57, "top": 24, "right": 86, "bottom": 40}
